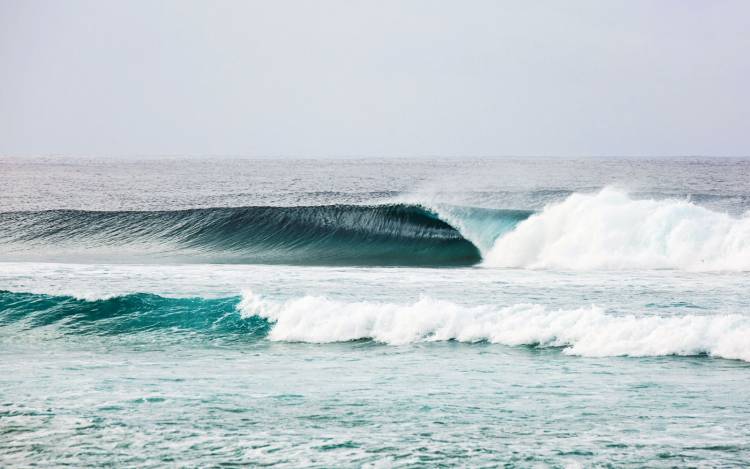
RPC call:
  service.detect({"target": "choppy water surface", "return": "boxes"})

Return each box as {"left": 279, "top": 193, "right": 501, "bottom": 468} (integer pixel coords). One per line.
{"left": 1, "top": 157, "right": 749, "bottom": 467}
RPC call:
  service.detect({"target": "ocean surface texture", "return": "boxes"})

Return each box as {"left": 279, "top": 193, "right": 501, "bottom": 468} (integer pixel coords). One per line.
{"left": 1, "top": 157, "right": 749, "bottom": 467}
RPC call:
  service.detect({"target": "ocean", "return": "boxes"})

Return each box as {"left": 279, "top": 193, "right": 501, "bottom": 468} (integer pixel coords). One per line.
{"left": 1, "top": 157, "right": 749, "bottom": 467}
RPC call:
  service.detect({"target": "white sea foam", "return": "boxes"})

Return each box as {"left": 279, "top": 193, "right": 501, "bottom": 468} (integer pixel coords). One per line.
{"left": 238, "top": 291, "right": 750, "bottom": 361}
{"left": 484, "top": 188, "right": 750, "bottom": 271}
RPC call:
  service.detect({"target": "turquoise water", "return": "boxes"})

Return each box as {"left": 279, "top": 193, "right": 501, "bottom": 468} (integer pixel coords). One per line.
{"left": 1, "top": 157, "right": 749, "bottom": 467}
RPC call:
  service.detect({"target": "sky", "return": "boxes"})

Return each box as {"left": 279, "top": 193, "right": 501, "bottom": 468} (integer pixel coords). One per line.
{"left": 1, "top": 0, "right": 749, "bottom": 157}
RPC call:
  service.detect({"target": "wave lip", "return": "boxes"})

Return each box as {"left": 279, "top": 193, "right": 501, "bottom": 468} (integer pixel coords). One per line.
{"left": 239, "top": 291, "right": 750, "bottom": 362}
{"left": 485, "top": 188, "right": 750, "bottom": 271}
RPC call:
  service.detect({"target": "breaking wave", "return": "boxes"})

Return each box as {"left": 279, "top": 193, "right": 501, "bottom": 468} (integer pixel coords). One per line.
{"left": 0, "top": 204, "right": 525, "bottom": 266}
{"left": 484, "top": 188, "right": 750, "bottom": 271}
{"left": 2, "top": 290, "right": 747, "bottom": 361}
{"left": 238, "top": 291, "right": 750, "bottom": 361}
{"left": 0, "top": 189, "right": 748, "bottom": 270}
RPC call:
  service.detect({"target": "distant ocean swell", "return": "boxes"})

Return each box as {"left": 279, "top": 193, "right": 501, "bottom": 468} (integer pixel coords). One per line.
{"left": 0, "top": 189, "right": 748, "bottom": 270}
{"left": 2, "top": 290, "right": 748, "bottom": 362}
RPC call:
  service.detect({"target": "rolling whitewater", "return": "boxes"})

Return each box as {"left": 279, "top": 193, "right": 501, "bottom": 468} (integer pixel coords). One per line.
{"left": 2, "top": 157, "right": 750, "bottom": 467}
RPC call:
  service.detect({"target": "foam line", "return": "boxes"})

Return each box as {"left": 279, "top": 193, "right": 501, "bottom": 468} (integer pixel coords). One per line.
{"left": 238, "top": 291, "right": 750, "bottom": 361}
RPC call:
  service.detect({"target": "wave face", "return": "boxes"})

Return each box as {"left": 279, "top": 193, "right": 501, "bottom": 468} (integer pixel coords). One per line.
{"left": 0, "top": 290, "right": 269, "bottom": 338}
{"left": 0, "top": 205, "right": 527, "bottom": 266}
{"left": 485, "top": 188, "right": 750, "bottom": 271}
{"left": 3, "top": 290, "right": 747, "bottom": 362}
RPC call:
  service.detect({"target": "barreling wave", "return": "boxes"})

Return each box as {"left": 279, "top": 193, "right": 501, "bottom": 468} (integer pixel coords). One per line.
{"left": 2, "top": 290, "right": 749, "bottom": 362}
{"left": 0, "top": 204, "right": 527, "bottom": 266}
{"left": 1, "top": 189, "right": 748, "bottom": 270}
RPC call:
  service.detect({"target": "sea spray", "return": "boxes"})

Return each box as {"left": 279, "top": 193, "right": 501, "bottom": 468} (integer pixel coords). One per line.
{"left": 485, "top": 188, "right": 750, "bottom": 271}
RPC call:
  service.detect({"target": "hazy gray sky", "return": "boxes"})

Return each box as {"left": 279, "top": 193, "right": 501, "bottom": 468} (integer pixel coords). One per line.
{"left": 1, "top": 0, "right": 748, "bottom": 157}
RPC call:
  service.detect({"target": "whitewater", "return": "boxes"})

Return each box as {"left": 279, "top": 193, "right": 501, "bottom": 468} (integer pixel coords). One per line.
{"left": 2, "top": 157, "right": 750, "bottom": 467}
{"left": 484, "top": 187, "right": 750, "bottom": 271}
{"left": 237, "top": 291, "right": 750, "bottom": 361}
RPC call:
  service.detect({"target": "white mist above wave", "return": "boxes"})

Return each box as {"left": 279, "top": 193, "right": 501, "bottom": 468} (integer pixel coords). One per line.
{"left": 238, "top": 291, "right": 750, "bottom": 361}
{"left": 483, "top": 188, "right": 750, "bottom": 271}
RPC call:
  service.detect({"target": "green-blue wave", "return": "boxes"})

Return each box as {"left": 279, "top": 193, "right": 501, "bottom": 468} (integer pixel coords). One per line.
{"left": 0, "top": 204, "right": 532, "bottom": 266}
{"left": 0, "top": 290, "right": 265, "bottom": 338}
